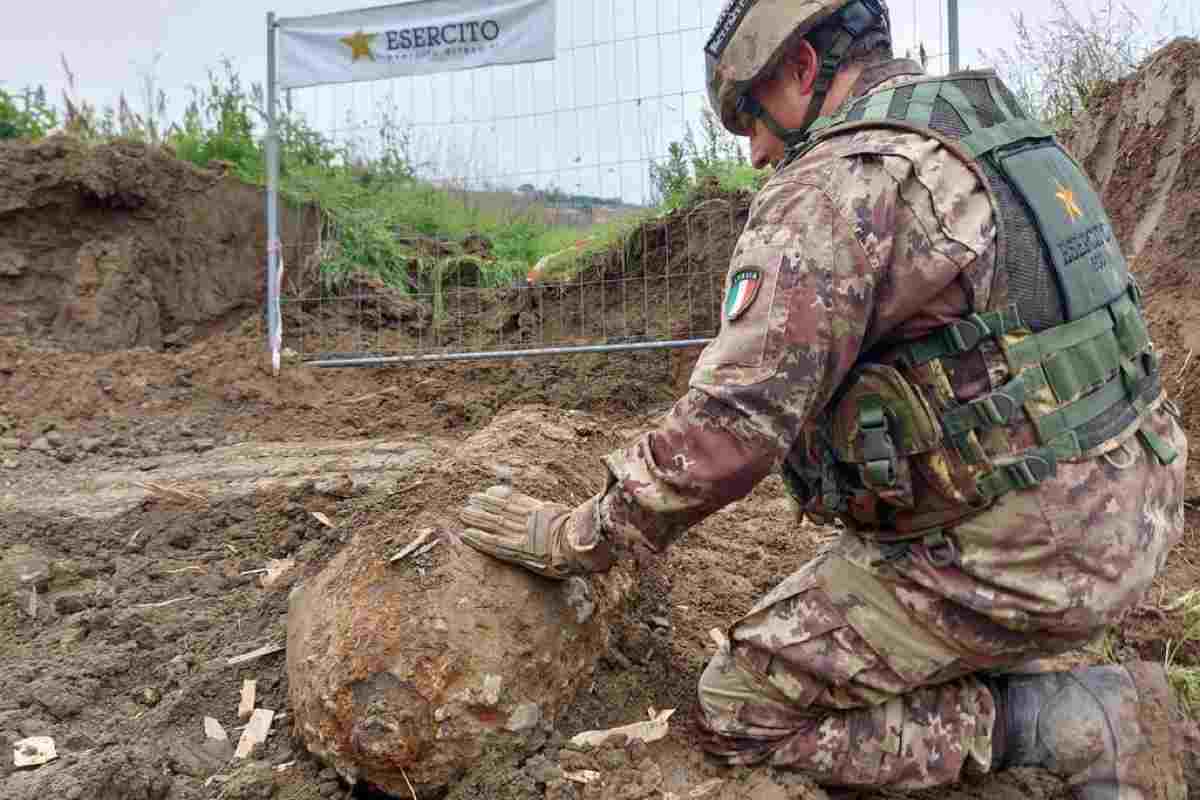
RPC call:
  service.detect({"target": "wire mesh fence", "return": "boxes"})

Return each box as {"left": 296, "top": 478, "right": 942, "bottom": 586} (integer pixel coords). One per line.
{"left": 282, "top": 196, "right": 748, "bottom": 366}
{"left": 268, "top": 0, "right": 958, "bottom": 366}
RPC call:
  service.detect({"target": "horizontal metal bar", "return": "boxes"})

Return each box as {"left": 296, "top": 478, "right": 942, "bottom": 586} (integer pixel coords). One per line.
{"left": 304, "top": 338, "right": 714, "bottom": 368}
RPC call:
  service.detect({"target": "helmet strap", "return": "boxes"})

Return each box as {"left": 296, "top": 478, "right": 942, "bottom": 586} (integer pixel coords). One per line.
{"left": 745, "top": 0, "right": 885, "bottom": 149}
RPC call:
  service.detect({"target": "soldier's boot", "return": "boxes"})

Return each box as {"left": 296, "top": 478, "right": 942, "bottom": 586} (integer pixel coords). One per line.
{"left": 990, "top": 661, "right": 1187, "bottom": 800}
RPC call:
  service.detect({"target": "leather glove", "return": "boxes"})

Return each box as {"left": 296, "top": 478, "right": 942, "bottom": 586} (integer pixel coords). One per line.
{"left": 459, "top": 485, "right": 613, "bottom": 579}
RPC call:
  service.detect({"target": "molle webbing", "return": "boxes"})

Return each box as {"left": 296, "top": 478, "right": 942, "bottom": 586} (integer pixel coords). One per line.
{"left": 787, "top": 71, "right": 1169, "bottom": 521}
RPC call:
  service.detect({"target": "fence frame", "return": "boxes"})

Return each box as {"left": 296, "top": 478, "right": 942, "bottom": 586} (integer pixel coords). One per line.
{"left": 263, "top": 1, "right": 962, "bottom": 370}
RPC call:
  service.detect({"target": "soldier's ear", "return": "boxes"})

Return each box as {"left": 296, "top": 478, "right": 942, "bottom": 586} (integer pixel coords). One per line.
{"left": 781, "top": 39, "right": 820, "bottom": 95}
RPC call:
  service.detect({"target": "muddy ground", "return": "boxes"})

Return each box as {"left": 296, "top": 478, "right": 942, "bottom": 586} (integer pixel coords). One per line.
{"left": 3, "top": 39, "right": 1200, "bottom": 800}
{"left": 1, "top": 318, "right": 1197, "bottom": 800}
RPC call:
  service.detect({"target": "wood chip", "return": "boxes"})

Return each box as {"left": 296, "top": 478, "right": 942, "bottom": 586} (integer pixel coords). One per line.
{"left": 13, "top": 736, "right": 57, "bottom": 768}
{"left": 238, "top": 680, "right": 257, "bottom": 721}
{"left": 688, "top": 778, "right": 726, "bottom": 798}
{"left": 564, "top": 770, "right": 601, "bottom": 785}
{"left": 204, "top": 716, "right": 228, "bottom": 741}
{"left": 389, "top": 529, "right": 435, "bottom": 563}
{"left": 569, "top": 708, "right": 675, "bottom": 748}
{"left": 235, "top": 708, "right": 274, "bottom": 758}
{"left": 310, "top": 511, "right": 334, "bottom": 528}
{"left": 260, "top": 559, "right": 295, "bottom": 588}
{"left": 227, "top": 643, "right": 284, "bottom": 666}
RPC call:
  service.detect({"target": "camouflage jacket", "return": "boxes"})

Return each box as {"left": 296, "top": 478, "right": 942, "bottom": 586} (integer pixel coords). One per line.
{"left": 595, "top": 59, "right": 1004, "bottom": 551}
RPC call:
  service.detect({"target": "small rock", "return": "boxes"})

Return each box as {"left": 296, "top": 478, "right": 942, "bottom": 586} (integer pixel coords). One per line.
{"left": 168, "top": 737, "right": 233, "bottom": 778}
{"left": 139, "top": 687, "right": 161, "bottom": 707}
{"left": 562, "top": 577, "right": 595, "bottom": 625}
{"left": 2, "top": 458, "right": 18, "bottom": 470}
{"left": 315, "top": 475, "right": 355, "bottom": 498}
{"left": 53, "top": 594, "right": 88, "bottom": 615}
{"left": 192, "top": 438, "right": 216, "bottom": 453}
{"left": 649, "top": 615, "right": 672, "bottom": 629}
{"left": 1, "top": 545, "right": 51, "bottom": 596}
{"left": 505, "top": 702, "right": 542, "bottom": 733}
{"left": 28, "top": 437, "right": 51, "bottom": 453}
{"left": 0, "top": 249, "right": 27, "bottom": 277}
{"left": 481, "top": 674, "right": 503, "bottom": 707}
{"left": 317, "top": 767, "right": 338, "bottom": 781}
{"left": 55, "top": 448, "right": 76, "bottom": 464}
{"left": 318, "top": 779, "right": 341, "bottom": 797}
{"left": 44, "top": 431, "right": 64, "bottom": 448}
{"left": 168, "top": 654, "right": 192, "bottom": 677}
{"left": 39, "top": 691, "right": 87, "bottom": 721}
{"left": 80, "top": 438, "right": 103, "bottom": 454}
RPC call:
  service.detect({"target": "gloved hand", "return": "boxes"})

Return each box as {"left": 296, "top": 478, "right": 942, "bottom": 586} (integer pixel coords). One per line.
{"left": 459, "top": 485, "right": 613, "bottom": 579}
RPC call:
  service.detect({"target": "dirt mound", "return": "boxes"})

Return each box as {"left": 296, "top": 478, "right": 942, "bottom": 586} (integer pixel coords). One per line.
{"left": 0, "top": 136, "right": 317, "bottom": 351}
{"left": 1062, "top": 37, "right": 1200, "bottom": 497}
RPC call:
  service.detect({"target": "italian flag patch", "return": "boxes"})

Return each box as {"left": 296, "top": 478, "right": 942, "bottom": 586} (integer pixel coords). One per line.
{"left": 724, "top": 269, "right": 762, "bottom": 322}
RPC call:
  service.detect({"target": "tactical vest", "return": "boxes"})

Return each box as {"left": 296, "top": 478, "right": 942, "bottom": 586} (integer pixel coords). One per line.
{"left": 781, "top": 70, "right": 1177, "bottom": 543}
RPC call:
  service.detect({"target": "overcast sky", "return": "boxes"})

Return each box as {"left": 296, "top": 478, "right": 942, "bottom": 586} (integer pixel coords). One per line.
{"left": 3, "top": 0, "right": 1196, "bottom": 203}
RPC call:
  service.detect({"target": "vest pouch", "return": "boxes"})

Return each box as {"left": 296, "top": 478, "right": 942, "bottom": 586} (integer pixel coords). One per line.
{"left": 830, "top": 364, "right": 943, "bottom": 511}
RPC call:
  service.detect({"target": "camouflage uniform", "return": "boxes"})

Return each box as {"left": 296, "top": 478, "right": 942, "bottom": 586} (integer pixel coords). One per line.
{"left": 590, "top": 60, "right": 1189, "bottom": 789}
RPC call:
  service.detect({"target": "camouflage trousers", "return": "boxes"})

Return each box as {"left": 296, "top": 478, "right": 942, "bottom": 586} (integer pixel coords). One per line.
{"left": 696, "top": 407, "right": 1188, "bottom": 790}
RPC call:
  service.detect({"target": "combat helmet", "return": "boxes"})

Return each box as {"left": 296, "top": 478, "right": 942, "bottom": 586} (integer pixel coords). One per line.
{"left": 705, "top": 0, "right": 890, "bottom": 142}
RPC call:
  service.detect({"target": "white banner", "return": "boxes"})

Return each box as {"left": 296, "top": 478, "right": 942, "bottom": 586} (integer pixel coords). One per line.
{"left": 277, "top": 0, "right": 556, "bottom": 89}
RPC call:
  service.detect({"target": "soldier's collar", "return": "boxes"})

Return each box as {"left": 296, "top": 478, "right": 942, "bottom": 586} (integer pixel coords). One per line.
{"left": 844, "top": 58, "right": 926, "bottom": 105}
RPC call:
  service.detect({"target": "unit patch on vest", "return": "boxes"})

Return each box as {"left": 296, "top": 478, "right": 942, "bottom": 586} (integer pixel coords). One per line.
{"left": 1054, "top": 182, "right": 1083, "bottom": 223}
{"left": 725, "top": 269, "right": 762, "bottom": 322}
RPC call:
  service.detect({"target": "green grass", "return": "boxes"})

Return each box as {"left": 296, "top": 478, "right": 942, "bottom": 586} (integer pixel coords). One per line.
{"left": 1164, "top": 590, "right": 1200, "bottom": 713}
{"left": 277, "top": 165, "right": 664, "bottom": 316}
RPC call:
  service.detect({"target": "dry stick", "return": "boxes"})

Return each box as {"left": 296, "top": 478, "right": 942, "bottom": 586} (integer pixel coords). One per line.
{"left": 401, "top": 768, "right": 418, "bottom": 800}
{"left": 227, "top": 643, "right": 285, "bottom": 666}
{"left": 135, "top": 480, "right": 205, "bottom": 503}
{"left": 389, "top": 529, "right": 435, "bottom": 563}
{"left": 134, "top": 597, "right": 192, "bottom": 609}
{"left": 1177, "top": 349, "right": 1194, "bottom": 382}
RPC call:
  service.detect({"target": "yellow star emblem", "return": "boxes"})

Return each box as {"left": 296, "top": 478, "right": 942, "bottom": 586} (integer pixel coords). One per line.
{"left": 340, "top": 30, "right": 377, "bottom": 62}
{"left": 1055, "top": 182, "right": 1083, "bottom": 223}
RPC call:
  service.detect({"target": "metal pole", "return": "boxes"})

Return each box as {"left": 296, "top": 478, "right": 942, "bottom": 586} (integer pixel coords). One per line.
{"left": 266, "top": 11, "right": 282, "bottom": 375}
{"left": 947, "top": 0, "right": 960, "bottom": 73}
{"left": 304, "top": 338, "right": 717, "bottom": 368}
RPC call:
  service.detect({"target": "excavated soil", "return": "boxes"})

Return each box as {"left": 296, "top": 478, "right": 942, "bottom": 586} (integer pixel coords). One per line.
{"left": 3, "top": 42, "right": 1200, "bottom": 800}
{"left": 1062, "top": 37, "right": 1200, "bottom": 500}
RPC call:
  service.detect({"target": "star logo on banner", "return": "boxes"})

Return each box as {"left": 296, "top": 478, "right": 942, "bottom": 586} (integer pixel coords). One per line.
{"left": 1055, "top": 181, "right": 1083, "bottom": 223}
{"left": 340, "top": 30, "right": 377, "bottom": 62}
